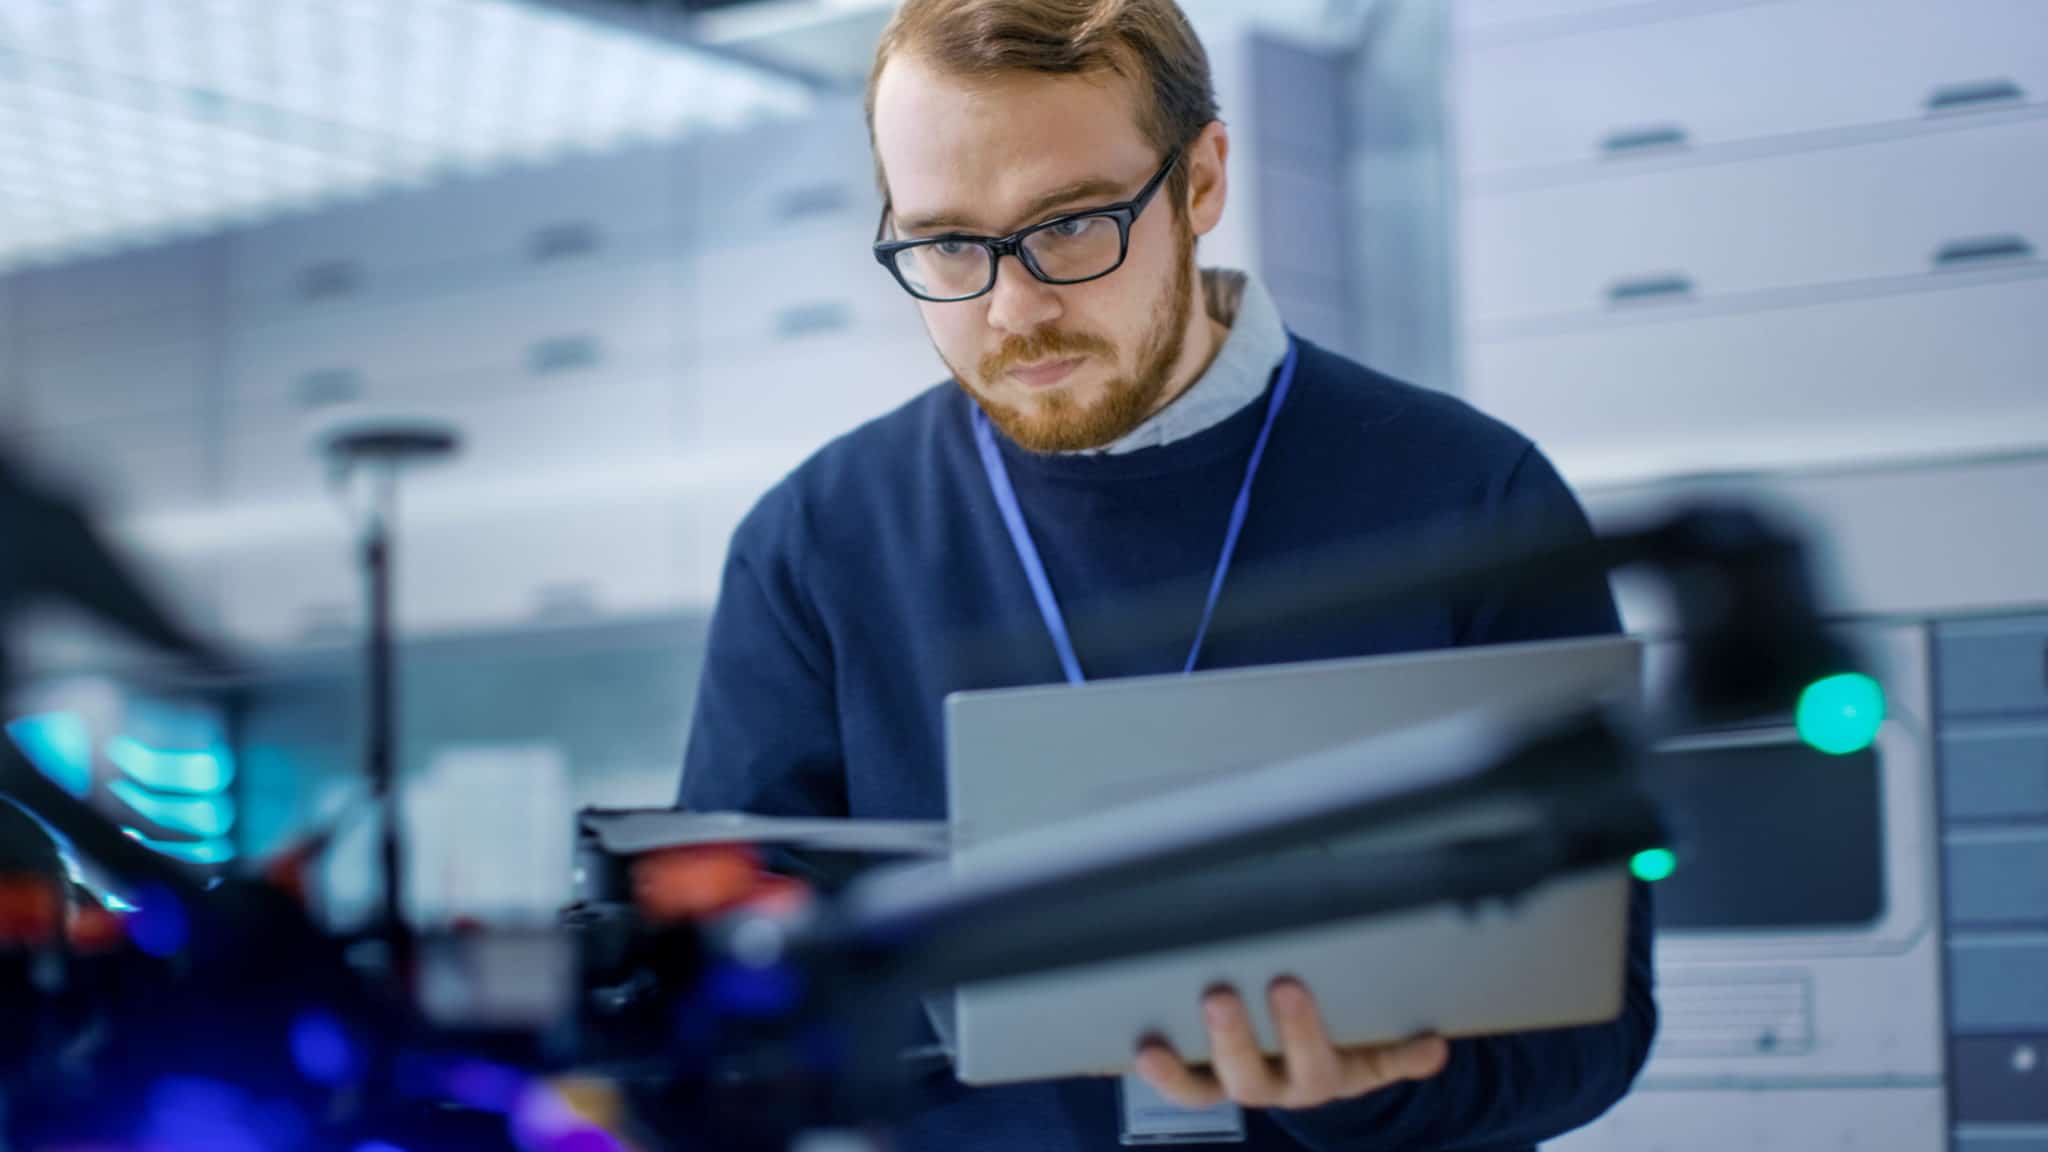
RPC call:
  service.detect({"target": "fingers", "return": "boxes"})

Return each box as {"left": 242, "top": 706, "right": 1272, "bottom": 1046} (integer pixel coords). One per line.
{"left": 1338, "top": 1032, "right": 1451, "bottom": 1097}
{"left": 1133, "top": 983, "right": 1452, "bottom": 1114}
{"left": 1204, "top": 987, "right": 1286, "bottom": 1107}
{"left": 1133, "top": 1037, "right": 1227, "bottom": 1109}
{"left": 1268, "top": 978, "right": 1344, "bottom": 1106}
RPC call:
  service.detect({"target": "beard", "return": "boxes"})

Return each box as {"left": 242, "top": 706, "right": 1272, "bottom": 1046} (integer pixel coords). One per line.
{"left": 951, "top": 216, "right": 1197, "bottom": 454}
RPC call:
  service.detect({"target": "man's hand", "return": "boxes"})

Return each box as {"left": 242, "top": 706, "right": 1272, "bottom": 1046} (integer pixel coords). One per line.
{"left": 1133, "top": 978, "right": 1450, "bottom": 1111}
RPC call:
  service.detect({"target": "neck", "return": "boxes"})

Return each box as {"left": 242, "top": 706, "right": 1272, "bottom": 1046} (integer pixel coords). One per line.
{"left": 1143, "top": 267, "right": 1230, "bottom": 421}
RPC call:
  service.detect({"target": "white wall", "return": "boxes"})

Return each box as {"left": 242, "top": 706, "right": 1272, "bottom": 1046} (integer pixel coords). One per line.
{"left": 2, "top": 19, "right": 1363, "bottom": 659}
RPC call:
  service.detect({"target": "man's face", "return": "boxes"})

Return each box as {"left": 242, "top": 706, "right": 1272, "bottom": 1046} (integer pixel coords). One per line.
{"left": 872, "top": 55, "right": 1214, "bottom": 452}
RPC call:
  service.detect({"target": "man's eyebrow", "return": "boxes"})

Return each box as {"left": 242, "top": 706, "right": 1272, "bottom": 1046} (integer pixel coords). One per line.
{"left": 895, "top": 176, "right": 1130, "bottom": 236}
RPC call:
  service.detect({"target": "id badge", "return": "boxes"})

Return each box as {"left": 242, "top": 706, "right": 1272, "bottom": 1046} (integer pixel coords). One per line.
{"left": 1119, "top": 1072, "right": 1246, "bottom": 1145}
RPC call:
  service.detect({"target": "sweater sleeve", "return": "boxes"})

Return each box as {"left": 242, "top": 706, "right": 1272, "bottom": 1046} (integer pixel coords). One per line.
{"left": 678, "top": 495, "right": 848, "bottom": 821}
{"left": 1271, "top": 443, "right": 1659, "bottom": 1152}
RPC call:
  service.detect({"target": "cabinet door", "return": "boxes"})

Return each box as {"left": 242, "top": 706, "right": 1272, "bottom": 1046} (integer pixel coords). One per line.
{"left": 227, "top": 145, "right": 678, "bottom": 328}
{"left": 685, "top": 107, "right": 877, "bottom": 251}
{"left": 1943, "top": 725, "right": 2048, "bottom": 822}
{"left": 216, "top": 525, "right": 363, "bottom": 651}
{"left": 1939, "top": 616, "right": 2048, "bottom": 721}
{"left": 1464, "top": 114, "right": 2048, "bottom": 327}
{"left": 1458, "top": 0, "right": 2048, "bottom": 177}
{"left": 224, "top": 259, "right": 682, "bottom": 437}
{"left": 1465, "top": 271, "right": 2048, "bottom": 474}
{"left": 689, "top": 334, "right": 943, "bottom": 449}
{"left": 683, "top": 233, "right": 918, "bottom": 353}
{"left": 32, "top": 416, "right": 211, "bottom": 514}
{"left": 398, "top": 499, "right": 687, "bottom": 635}
{"left": 224, "top": 373, "right": 682, "bottom": 503}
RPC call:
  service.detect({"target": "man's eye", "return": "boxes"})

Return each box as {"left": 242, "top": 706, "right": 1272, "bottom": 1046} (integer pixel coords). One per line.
{"left": 1049, "top": 217, "right": 1100, "bottom": 238}
{"left": 933, "top": 240, "right": 974, "bottom": 257}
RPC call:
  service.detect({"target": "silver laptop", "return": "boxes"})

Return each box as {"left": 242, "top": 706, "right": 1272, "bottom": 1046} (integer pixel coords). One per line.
{"left": 939, "top": 635, "right": 1642, "bottom": 1086}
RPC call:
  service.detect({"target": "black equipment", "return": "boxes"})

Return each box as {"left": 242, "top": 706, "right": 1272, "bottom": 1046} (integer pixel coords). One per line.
{"left": 0, "top": 442, "right": 1866, "bottom": 1151}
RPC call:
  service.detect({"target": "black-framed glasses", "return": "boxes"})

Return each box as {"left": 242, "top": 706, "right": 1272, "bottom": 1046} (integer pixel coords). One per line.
{"left": 873, "top": 148, "right": 1182, "bottom": 303}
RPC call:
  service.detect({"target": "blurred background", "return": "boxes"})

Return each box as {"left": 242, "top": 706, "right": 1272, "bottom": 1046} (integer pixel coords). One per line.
{"left": 1, "top": 1, "right": 2045, "bottom": 1148}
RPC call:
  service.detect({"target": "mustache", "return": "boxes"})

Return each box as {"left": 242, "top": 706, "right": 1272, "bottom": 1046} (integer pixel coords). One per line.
{"left": 979, "top": 328, "right": 1116, "bottom": 381}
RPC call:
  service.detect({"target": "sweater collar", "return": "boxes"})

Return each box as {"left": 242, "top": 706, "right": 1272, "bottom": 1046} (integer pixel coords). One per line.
{"left": 1087, "top": 268, "right": 1289, "bottom": 456}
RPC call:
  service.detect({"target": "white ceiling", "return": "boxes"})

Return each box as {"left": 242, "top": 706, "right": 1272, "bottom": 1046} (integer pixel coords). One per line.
{"left": 0, "top": 0, "right": 1367, "bottom": 275}
{"left": 0, "top": 0, "right": 813, "bottom": 273}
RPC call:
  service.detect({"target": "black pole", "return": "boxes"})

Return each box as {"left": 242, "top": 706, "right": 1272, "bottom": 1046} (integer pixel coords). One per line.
{"left": 362, "top": 481, "right": 411, "bottom": 990}
{"left": 321, "top": 423, "right": 457, "bottom": 991}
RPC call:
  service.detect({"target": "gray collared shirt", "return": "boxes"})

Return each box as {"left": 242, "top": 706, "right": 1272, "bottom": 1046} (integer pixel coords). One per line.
{"left": 1094, "top": 268, "right": 1290, "bottom": 455}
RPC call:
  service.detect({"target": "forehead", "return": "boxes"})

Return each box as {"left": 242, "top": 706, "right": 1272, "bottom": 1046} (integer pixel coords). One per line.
{"left": 872, "top": 53, "right": 1157, "bottom": 231}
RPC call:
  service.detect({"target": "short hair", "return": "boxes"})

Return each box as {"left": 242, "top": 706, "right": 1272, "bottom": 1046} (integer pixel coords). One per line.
{"left": 867, "top": 0, "right": 1220, "bottom": 212}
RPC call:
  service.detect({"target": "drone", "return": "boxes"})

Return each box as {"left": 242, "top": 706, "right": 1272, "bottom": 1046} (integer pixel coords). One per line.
{"left": 0, "top": 445, "right": 1882, "bottom": 1151}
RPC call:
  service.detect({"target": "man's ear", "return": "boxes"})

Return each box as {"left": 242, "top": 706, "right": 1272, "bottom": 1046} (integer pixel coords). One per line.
{"left": 1184, "top": 120, "right": 1229, "bottom": 239}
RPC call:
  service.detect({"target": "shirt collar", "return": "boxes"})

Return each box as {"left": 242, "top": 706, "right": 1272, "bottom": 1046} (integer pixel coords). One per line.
{"left": 1092, "top": 268, "right": 1290, "bottom": 456}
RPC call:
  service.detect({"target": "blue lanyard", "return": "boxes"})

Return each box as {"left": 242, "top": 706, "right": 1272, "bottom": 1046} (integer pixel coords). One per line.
{"left": 972, "top": 335, "right": 1300, "bottom": 685}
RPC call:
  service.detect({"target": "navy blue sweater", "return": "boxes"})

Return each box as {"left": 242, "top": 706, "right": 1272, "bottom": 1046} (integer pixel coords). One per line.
{"left": 680, "top": 338, "right": 1657, "bottom": 1151}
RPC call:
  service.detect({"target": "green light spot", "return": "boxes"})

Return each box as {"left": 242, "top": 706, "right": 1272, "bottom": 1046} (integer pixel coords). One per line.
{"left": 1797, "top": 673, "right": 1886, "bottom": 756}
{"left": 1631, "top": 848, "right": 1678, "bottom": 883}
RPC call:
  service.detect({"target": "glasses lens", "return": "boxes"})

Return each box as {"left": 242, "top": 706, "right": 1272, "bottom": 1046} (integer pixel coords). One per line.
{"left": 1021, "top": 214, "right": 1124, "bottom": 283}
{"left": 891, "top": 240, "right": 994, "bottom": 301}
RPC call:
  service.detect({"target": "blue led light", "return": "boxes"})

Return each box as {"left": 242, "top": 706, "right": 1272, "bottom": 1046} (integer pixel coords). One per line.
{"left": 127, "top": 882, "right": 191, "bottom": 957}
{"left": 705, "top": 959, "right": 803, "bottom": 1018}
{"left": 547, "top": 1130, "right": 624, "bottom": 1152}
{"left": 290, "top": 1008, "right": 360, "bottom": 1085}
{"left": 6, "top": 712, "right": 94, "bottom": 797}
{"left": 107, "top": 736, "right": 234, "bottom": 794}
{"left": 442, "top": 1059, "right": 527, "bottom": 1114}
{"left": 141, "top": 1077, "right": 267, "bottom": 1152}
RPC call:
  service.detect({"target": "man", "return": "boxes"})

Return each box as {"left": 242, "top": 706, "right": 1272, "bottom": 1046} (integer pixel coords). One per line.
{"left": 680, "top": 0, "right": 1657, "bottom": 1148}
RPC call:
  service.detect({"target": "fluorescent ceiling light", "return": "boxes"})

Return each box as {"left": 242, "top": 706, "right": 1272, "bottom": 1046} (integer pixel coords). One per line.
{"left": 0, "top": 0, "right": 812, "bottom": 273}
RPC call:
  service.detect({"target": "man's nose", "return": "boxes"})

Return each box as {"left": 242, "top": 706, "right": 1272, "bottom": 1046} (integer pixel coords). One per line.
{"left": 983, "top": 252, "right": 1063, "bottom": 336}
